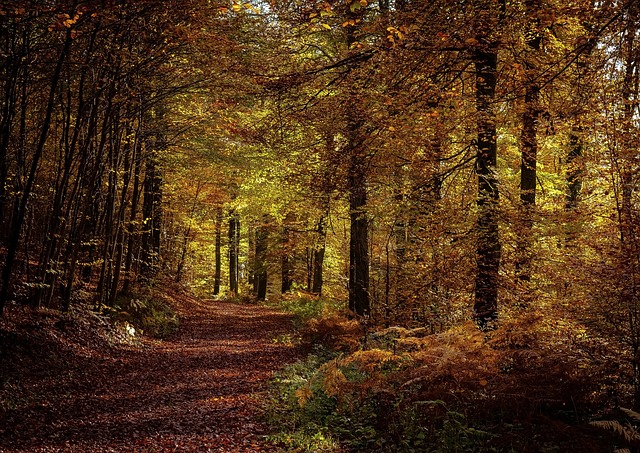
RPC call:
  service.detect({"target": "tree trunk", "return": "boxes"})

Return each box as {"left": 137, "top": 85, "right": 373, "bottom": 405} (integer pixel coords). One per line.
{"left": 516, "top": 0, "right": 542, "bottom": 285}
{"left": 311, "top": 214, "right": 326, "bottom": 295}
{"left": 0, "top": 25, "right": 73, "bottom": 316}
{"left": 255, "top": 219, "right": 268, "bottom": 301}
{"left": 228, "top": 210, "right": 240, "bottom": 295}
{"left": 343, "top": 8, "right": 370, "bottom": 317}
{"left": 213, "top": 205, "right": 222, "bottom": 296}
{"left": 349, "top": 151, "right": 370, "bottom": 317}
{"left": 140, "top": 145, "right": 163, "bottom": 280}
{"left": 121, "top": 129, "right": 143, "bottom": 295}
{"left": 473, "top": 46, "right": 501, "bottom": 329}
{"left": 565, "top": 126, "right": 583, "bottom": 211}
{"left": 281, "top": 213, "right": 294, "bottom": 294}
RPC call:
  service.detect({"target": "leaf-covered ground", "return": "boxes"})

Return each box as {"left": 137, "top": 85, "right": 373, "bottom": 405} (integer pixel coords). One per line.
{"left": 1, "top": 291, "right": 300, "bottom": 452}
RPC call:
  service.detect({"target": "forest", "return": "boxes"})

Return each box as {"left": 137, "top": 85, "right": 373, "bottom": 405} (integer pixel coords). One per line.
{"left": 2, "top": 0, "right": 640, "bottom": 451}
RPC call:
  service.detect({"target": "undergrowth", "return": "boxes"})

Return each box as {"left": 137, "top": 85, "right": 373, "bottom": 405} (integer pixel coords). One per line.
{"left": 107, "top": 289, "right": 179, "bottom": 339}
{"left": 270, "top": 292, "right": 344, "bottom": 330}
{"left": 266, "top": 294, "right": 615, "bottom": 452}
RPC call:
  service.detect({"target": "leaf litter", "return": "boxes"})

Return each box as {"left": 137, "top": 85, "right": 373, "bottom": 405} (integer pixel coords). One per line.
{"left": 0, "top": 290, "right": 300, "bottom": 452}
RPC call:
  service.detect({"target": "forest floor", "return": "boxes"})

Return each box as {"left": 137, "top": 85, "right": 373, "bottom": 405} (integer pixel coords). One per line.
{"left": 0, "top": 289, "right": 301, "bottom": 452}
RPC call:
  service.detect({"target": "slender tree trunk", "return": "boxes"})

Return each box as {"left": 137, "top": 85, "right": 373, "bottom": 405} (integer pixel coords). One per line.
{"left": 0, "top": 34, "right": 22, "bottom": 245}
{"left": 140, "top": 148, "right": 162, "bottom": 280}
{"left": 281, "top": 213, "right": 294, "bottom": 294}
{"left": 175, "top": 227, "right": 190, "bottom": 283}
{"left": 121, "top": 128, "right": 143, "bottom": 295}
{"left": 473, "top": 46, "right": 501, "bottom": 328}
{"left": 312, "top": 214, "right": 327, "bottom": 295}
{"left": 255, "top": 218, "right": 268, "bottom": 300}
{"left": 566, "top": 126, "right": 583, "bottom": 211}
{"left": 516, "top": 0, "right": 542, "bottom": 285}
{"left": 96, "top": 125, "right": 120, "bottom": 307}
{"left": 213, "top": 206, "right": 223, "bottom": 295}
{"left": 349, "top": 151, "right": 370, "bottom": 317}
{"left": 228, "top": 210, "right": 240, "bottom": 295}
{"left": 343, "top": 10, "right": 370, "bottom": 317}
{"left": 0, "top": 26, "right": 73, "bottom": 316}
{"left": 108, "top": 131, "right": 135, "bottom": 306}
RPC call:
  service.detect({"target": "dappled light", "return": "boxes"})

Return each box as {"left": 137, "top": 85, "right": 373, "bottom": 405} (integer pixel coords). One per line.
{"left": 2, "top": 0, "right": 640, "bottom": 451}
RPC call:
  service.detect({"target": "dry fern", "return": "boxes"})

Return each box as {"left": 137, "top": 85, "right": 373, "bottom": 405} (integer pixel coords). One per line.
{"left": 590, "top": 408, "right": 640, "bottom": 449}
{"left": 620, "top": 407, "right": 640, "bottom": 423}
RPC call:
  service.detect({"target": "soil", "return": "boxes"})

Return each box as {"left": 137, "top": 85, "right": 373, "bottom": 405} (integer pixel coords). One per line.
{"left": 0, "top": 289, "right": 300, "bottom": 452}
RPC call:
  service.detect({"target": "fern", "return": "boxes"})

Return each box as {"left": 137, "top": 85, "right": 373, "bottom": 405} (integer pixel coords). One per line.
{"left": 590, "top": 407, "right": 640, "bottom": 449}
{"left": 620, "top": 407, "right": 640, "bottom": 423}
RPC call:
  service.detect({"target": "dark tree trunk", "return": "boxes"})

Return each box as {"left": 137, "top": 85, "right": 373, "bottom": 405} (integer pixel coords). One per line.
{"left": 516, "top": 0, "right": 542, "bottom": 284}
{"left": 121, "top": 130, "right": 143, "bottom": 296}
{"left": 0, "top": 31, "right": 24, "bottom": 246}
{"left": 311, "top": 214, "right": 326, "bottom": 295}
{"left": 349, "top": 154, "right": 370, "bottom": 317}
{"left": 108, "top": 145, "right": 132, "bottom": 306}
{"left": 140, "top": 146, "right": 162, "bottom": 280}
{"left": 255, "top": 219, "right": 268, "bottom": 300}
{"left": 343, "top": 9, "right": 370, "bottom": 318}
{"left": 473, "top": 47, "right": 501, "bottom": 329}
{"left": 0, "top": 26, "right": 73, "bottom": 316}
{"left": 213, "top": 206, "right": 222, "bottom": 296}
{"left": 281, "top": 213, "right": 294, "bottom": 294}
{"left": 565, "top": 126, "right": 583, "bottom": 211}
{"left": 228, "top": 211, "right": 240, "bottom": 295}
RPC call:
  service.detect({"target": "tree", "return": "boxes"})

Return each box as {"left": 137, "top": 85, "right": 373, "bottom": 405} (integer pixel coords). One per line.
{"left": 472, "top": 0, "right": 504, "bottom": 328}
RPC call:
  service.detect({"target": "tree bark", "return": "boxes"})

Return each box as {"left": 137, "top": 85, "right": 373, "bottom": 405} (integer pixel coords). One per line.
{"left": 281, "top": 213, "right": 294, "bottom": 294}
{"left": 228, "top": 210, "right": 240, "bottom": 295}
{"left": 516, "top": 0, "right": 542, "bottom": 285}
{"left": 255, "top": 218, "right": 268, "bottom": 300}
{"left": 311, "top": 214, "right": 326, "bottom": 295}
{"left": 213, "top": 206, "right": 222, "bottom": 296}
{"left": 348, "top": 150, "right": 370, "bottom": 317}
{"left": 473, "top": 46, "right": 501, "bottom": 329}
{"left": 140, "top": 144, "right": 163, "bottom": 280}
{"left": 0, "top": 25, "right": 73, "bottom": 316}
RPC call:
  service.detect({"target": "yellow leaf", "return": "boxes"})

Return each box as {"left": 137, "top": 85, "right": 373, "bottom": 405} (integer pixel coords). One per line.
{"left": 232, "top": 3, "right": 242, "bottom": 12}
{"left": 321, "top": 23, "right": 331, "bottom": 30}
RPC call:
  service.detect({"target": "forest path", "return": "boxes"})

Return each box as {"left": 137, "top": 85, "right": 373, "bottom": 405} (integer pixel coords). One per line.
{"left": 1, "top": 292, "right": 300, "bottom": 452}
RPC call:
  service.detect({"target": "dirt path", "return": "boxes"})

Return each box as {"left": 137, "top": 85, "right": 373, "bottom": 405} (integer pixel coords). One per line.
{"left": 1, "top": 295, "right": 300, "bottom": 452}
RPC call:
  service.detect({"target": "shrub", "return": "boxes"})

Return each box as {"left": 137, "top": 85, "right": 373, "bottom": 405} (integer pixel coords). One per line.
{"left": 107, "top": 292, "right": 179, "bottom": 339}
{"left": 273, "top": 293, "right": 340, "bottom": 329}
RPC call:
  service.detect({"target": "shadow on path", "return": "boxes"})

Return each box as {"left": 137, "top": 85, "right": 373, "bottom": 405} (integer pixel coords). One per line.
{"left": 1, "top": 297, "right": 300, "bottom": 452}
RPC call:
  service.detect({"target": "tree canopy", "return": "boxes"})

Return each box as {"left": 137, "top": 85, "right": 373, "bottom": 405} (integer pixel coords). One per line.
{"left": 3, "top": 0, "right": 640, "bottom": 450}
